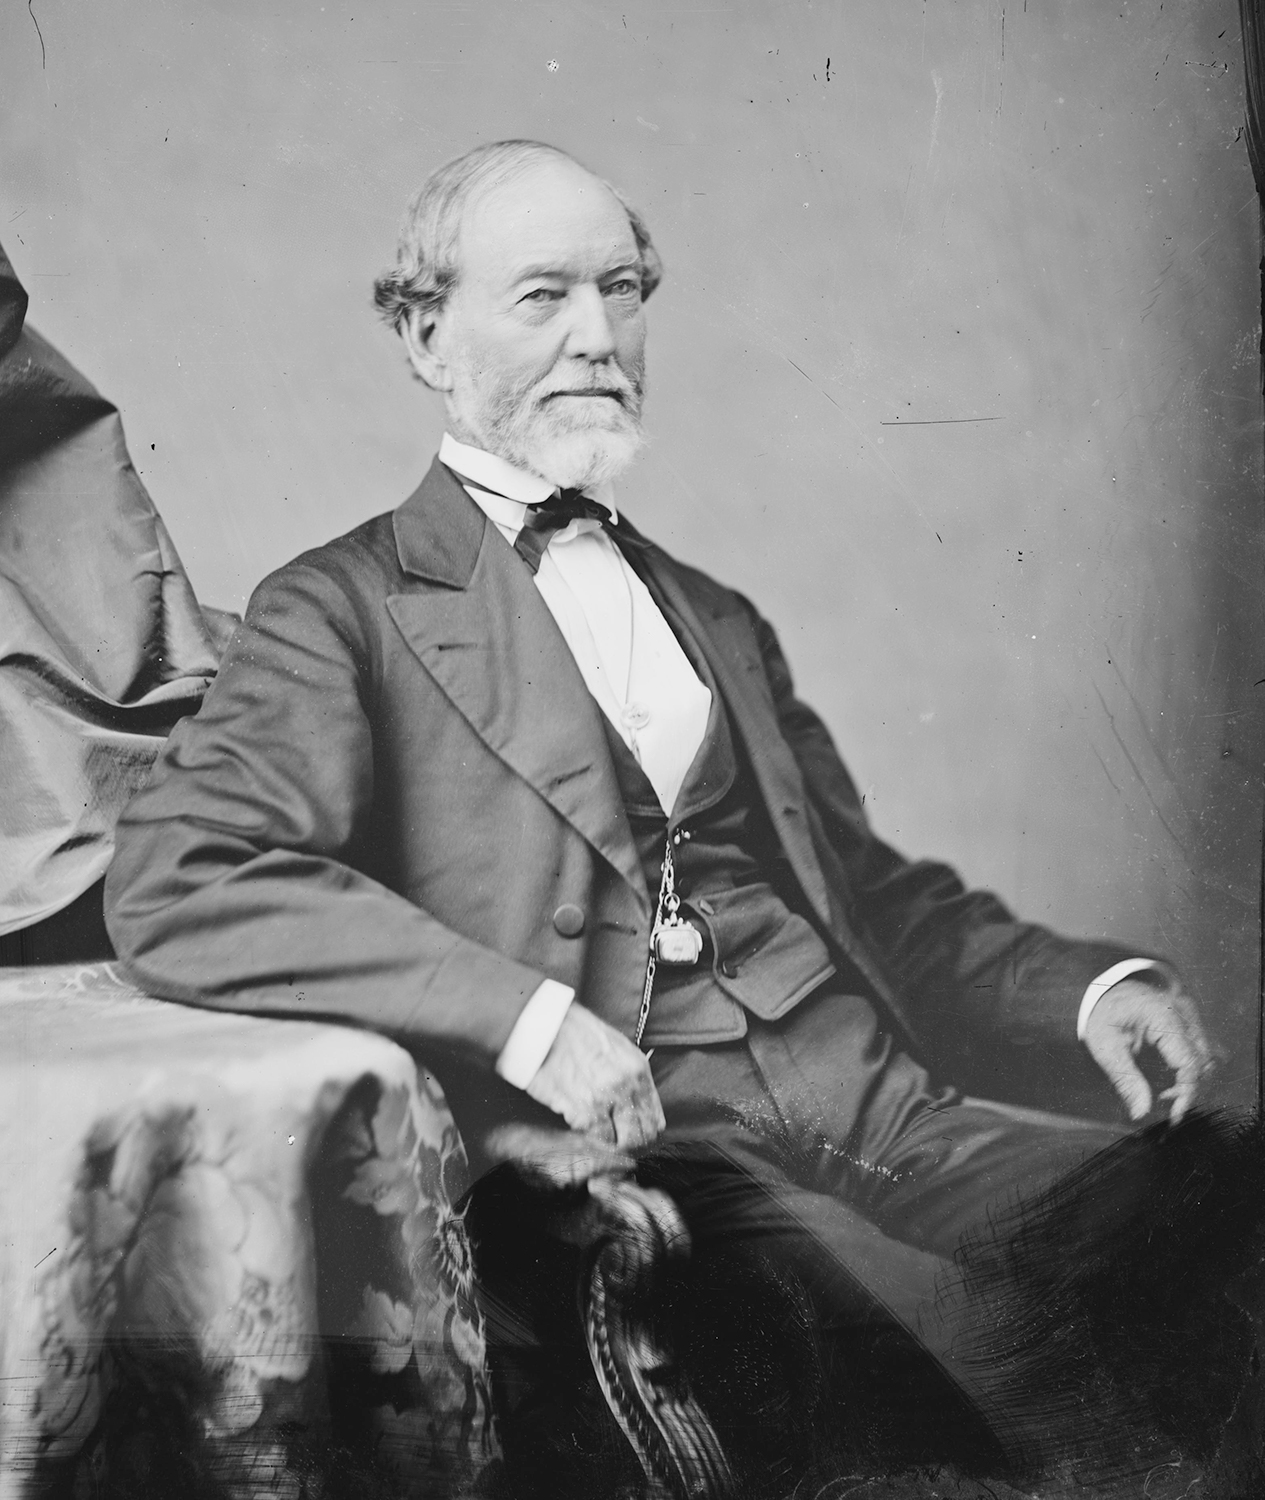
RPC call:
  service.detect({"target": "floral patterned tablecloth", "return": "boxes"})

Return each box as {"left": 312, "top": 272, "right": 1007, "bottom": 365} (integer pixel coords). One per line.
{"left": 0, "top": 962, "right": 499, "bottom": 1499}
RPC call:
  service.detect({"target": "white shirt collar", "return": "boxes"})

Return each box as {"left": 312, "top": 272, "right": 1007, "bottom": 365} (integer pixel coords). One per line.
{"left": 438, "top": 433, "right": 619, "bottom": 535}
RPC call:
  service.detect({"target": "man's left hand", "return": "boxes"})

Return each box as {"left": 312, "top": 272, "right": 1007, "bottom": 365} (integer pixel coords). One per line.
{"left": 1083, "top": 978, "right": 1215, "bottom": 1122}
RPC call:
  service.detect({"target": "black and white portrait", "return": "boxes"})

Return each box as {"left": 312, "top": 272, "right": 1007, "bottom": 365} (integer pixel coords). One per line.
{"left": 1, "top": 4, "right": 1262, "bottom": 1498}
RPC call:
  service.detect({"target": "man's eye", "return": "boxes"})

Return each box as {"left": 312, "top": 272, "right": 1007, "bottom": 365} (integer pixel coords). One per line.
{"left": 604, "top": 279, "right": 640, "bottom": 298}
{"left": 522, "top": 287, "right": 564, "bottom": 303}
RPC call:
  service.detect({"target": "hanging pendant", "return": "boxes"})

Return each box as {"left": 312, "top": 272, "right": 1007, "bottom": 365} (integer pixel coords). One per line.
{"left": 653, "top": 916, "right": 704, "bottom": 966}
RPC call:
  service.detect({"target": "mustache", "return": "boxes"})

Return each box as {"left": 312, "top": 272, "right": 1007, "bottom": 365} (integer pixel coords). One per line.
{"left": 535, "top": 369, "right": 642, "bottom": 406}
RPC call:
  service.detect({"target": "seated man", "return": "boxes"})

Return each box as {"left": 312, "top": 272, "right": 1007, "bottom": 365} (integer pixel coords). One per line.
{"left": 103, "top": 139, "right": 1214, "bottom": 1467}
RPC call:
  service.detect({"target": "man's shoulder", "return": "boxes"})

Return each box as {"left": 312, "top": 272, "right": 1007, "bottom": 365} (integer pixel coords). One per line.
{"left": 229, "top": 509, "right": 415, "bottom": 663}
{"left": 253, "top": 458, "right": 470, "bottom": 610}
{"left": 279, "top": 509, "right": 403, "bottom": 587}
{"left": 250, "top": 509, "right": 406, "bottom": 620}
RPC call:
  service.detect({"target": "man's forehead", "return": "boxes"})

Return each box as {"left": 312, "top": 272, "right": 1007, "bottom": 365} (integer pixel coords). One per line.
{"left": 457, "top": 159, "right": 639, "bottom": 287}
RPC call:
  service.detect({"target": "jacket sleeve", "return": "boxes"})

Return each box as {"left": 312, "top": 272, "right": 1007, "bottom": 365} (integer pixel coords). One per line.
{"left": 745, "top": 601, "right": 1158, "bottom": 1052}
{"left": 103, "top": 558, "right": 548, "bottom": 1068}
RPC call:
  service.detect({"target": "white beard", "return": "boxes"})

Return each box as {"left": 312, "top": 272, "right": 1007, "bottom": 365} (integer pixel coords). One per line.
{"left": 511, "top": 416, "right": 645, "bottom": 490}
{"left": 446, "top": 354, "right": 646, "bottom": 490}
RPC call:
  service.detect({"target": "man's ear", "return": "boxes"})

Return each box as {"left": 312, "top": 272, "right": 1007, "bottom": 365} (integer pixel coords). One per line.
{"left": 401, "top": 305, "right": 454, "bottom": 392}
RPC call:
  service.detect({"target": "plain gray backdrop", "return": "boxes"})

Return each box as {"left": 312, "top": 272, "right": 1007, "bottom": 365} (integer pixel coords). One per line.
{"left": 3, "top": 0, "right": 1261, "bottom": 1105}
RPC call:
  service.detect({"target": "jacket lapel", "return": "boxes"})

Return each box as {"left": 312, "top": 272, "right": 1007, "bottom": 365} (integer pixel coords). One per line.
{"left": 624, "top": 529, "right": 837, "bottom": 934}
{"left": 386, "top": 461, "right": 648, "bottom": 910}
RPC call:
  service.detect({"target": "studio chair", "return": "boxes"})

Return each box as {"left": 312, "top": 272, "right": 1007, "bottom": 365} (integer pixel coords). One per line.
{"left": 465, "top": 1121, "right": 735, "bottom": 1500}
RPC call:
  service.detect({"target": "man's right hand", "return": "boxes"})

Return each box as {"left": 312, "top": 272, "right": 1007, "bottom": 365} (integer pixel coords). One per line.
{"left": 524, "top": 1003, "right": 665, "bottom": 1148}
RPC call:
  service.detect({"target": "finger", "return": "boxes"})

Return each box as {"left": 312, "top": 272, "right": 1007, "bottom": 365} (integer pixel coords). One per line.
{"left": 1167, "top": 988, "right": 1206, "bottom": 1040}
{"left": 1157, "top": 1084, "right": 1187, "bottom": 1124}
{"left": 1173, "top": 998, "right": 1215, "bottom": 1072}
{"left": 610, "top": 1095, "right": 654, "bottom": 1149}
{"left": 631, "top": 1077, "right": 665, "bottom": 1145}
{"left": 1157, "top": 1083, "right": 1195, "bottom": 1125}
{"left": 1087, "top": 1033, "right": 1153, "bottom": 1120}
{"left": 613, "top": 1067, "right": 665, "bottom": 1148}
{"left": 639, "top": 1065, "right": 667, "bottom": 1140}
{"left": 619, "top": 1054, "right": 653, "bottom": 1102}
{"left": 1151, "top": 1026, "right": 1204, "bottom": 1123}
{"left": 574, "top": 1099, "right": 617, "bottom": 1143}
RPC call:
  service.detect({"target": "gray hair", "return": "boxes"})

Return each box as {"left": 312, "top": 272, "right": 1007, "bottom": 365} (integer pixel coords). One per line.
{"left": 372, "top": 139, "right": 663, "bottom": 334}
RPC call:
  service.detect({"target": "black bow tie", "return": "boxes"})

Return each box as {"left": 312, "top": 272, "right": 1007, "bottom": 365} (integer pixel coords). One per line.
{"left": 445, "top": 463, "right": 636, "bottom": 575}
{"left": 513, "top": 489, "right": 617, "bottom": 573}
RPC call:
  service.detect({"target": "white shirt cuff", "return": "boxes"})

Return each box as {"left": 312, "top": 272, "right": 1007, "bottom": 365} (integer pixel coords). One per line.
{"left": 1076, "top": 958, "right": 1169, "bottom": 1041}
{"left": 494, "top": 978, "right": 575, "bottom": 1088}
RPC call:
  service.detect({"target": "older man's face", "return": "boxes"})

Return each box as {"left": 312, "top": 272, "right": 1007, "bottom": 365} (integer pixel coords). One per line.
{"left": 433, "top": 157, "right": 648, "bottom": 489}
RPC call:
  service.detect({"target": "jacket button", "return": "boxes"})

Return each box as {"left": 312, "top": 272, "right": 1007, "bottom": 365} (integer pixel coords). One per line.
{"left": 552, "top": 903, "right": 586, "bottom": 937}
{"left": 720, "top": 960, "right": 738, "bottom": 979}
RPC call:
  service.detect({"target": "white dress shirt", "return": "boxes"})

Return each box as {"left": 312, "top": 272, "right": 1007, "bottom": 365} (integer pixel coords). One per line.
{"left": 439, "top": 434, "right": 711, "bottom": 1086}
{"left": 434, "top": 435, "right": 1161, "bottom": 1089}
{"left": 437, "top": 434, "right": 712, "bottom": 814}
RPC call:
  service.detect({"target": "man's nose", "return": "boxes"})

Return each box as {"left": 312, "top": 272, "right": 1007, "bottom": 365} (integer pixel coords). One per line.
{"left": 562, "top": 284, "right": 617, "bottom": 361}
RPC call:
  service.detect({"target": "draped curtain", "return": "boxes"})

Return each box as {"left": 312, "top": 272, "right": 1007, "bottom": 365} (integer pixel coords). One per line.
{"left": 0, "top": 242, "right": 229, "bottom": 936}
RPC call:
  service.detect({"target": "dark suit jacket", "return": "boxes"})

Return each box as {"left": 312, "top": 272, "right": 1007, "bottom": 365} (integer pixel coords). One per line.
{"left": 103, "top": 459, "right": 1141, "bottom": 1080}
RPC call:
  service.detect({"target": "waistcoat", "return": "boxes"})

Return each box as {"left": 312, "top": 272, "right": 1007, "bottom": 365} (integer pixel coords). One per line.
{"left": 596, "top": 590, "right": 840, "bottom": 1048}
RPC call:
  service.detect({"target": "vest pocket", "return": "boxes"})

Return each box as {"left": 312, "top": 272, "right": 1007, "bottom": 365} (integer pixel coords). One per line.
{"left": 695, "top": 883, "right": 837, "bottom": 1020}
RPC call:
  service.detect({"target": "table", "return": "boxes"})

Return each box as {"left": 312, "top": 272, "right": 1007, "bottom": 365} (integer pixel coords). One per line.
{"left": 0, "top": 962, "right": 498, "bottom": 1499}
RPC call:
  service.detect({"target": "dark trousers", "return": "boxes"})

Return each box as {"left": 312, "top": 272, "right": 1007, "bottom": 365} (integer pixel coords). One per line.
{"left": 649, "top": 984, "right": 1123, "bottom": 1464}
